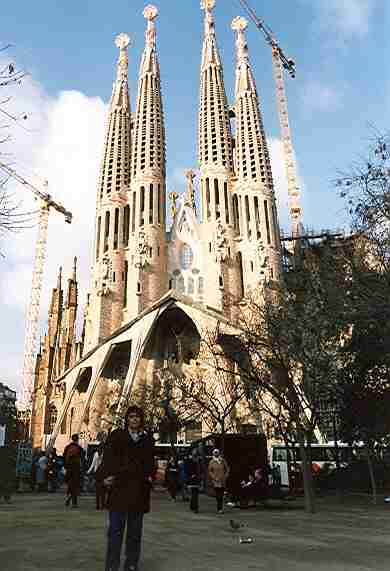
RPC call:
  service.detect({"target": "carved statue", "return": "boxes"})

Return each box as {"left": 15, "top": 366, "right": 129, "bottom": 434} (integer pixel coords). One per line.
{"left": 185, "top": 169, "right": 197, "bottom": 213}
{"left": 215, "top": 219, "right": 227, "bottom": 262}
{"left": 169, "top": 191, "right": 179, "bottom": 218}
{"left": 135, "top": 229, "right": 148, "bottom": 268}
{"left": 256, "top": 238, "right": 269, "bottom": 280}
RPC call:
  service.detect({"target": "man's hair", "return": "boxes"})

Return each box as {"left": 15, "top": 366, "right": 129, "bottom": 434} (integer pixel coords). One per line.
{"left": 125, "top": 405, "right": 144, "bottom": 426}
{"left": 71, "top": 434, "right": 79, "bottom": 442}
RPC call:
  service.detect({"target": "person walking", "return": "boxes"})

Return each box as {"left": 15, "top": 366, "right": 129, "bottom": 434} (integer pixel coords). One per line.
{"left": 185, "top": 452, "right": 201, "bottom": 514}
{"left": 178, "top": 457, "right": 188, "bottom": 502}
{"left": 63, "top": 434, "right": 83, "bottom": 508}
{"left": 101, "top": 405, "right": 155, "bottom": 571}
{"left": 46, "top": 450, "right": 59, "bottom": 493}
{"left": 165, "top": 455, "right": 179, "bottom": 501}
{"left": 208, "top": 448, "right": 230, "bottom": 514}
{"left": 36, "top": 451, "right": 48, "bottom": 493}
{"left": 87, "top": 443, "right": 106, "bottom": 510}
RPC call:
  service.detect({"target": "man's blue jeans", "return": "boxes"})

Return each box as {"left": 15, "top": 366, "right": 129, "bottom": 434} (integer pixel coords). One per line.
{"left": 105, "top": 511, "right": 144, "bottom": 571}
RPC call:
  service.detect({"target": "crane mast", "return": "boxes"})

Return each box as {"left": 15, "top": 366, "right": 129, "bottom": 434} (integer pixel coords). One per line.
{"left": 237, "top": 0, "right": 303, "bottom": 236}
{"left": 0, "top": 160, "right": 72, "bottom": 407}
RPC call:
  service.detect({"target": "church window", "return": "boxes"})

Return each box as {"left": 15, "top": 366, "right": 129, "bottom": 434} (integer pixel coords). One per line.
{"left": 169, "top": 279, "right": 173, "bottom": 289}
{"left": 140, "top": 186, "right": 145, "bottom": 226}
{"left": 149, "top": 184, "right": 154, "bottom": 224}
{"left": 264, "top": 200, "right": 271, "bottom": 245}
{"left": 123, "top": 205, "right": 130, "bottom": 247}
{"left": 112, "top": 271, "right": 116, "bottom": 283}
{"left": 224, "top": 182, "right": 229, "bottom": 224}
{"left": 96, "top": 216, "right": 101, "bottom": 261}
{"left": 206, "top": 178, "right": 211, "bottom": 221}
{"left": 149, "top": 247, "right": 153, "bottom": 258}
{"left": 123, "top": 261, "right": 128, "bottom": 307}
{"left": 219, "top": 275, "right": 223, "bottom": 288}
{"left": 157, "top": 246, "right": 160, "bottom": 257}
{"left": 157, "top": 184, "right": 161, "bottom": 224}
{"left": 209, "top": 242, "right": 212, "bottom": 253}
{"left": 104, "top": 211, "right": 110, "bottom": 252}
{"left": 250, "top": 261, "right": 254, "bottom": 272}
{"left": 198, "top": 277, "right": 204, "bottom": 294}
{"left": 131, "top": 192, "right": 136, "bottom": 232}
{"left": 188, "top": 277, "right": 194, "bottom": 294}
{"left": 214, "top": 179, "right": 220, "bottom": 219}
{"left": 233, "top": 194, "right": 240, "bottom": 233}
{"left": 177, "top": 275, "right": 185, "bottom": 294}
{"left": 237, "top": 252, "right": 244, "bottom": 298}
{"left": 113, "top": 208, "right": 119, "bottom": 250}
{"left": 254, "top": 196, "right": 260, "bottom": 232}
{"left": 180, "top": 244, "right": 193, "bottom": 270}
{"left": 137, "top": 281, "right": 141, "bottom": 295}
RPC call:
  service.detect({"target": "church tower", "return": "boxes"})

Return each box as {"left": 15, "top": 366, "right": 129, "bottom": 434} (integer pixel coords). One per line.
{"left": 198, "top": 0, "right": 242, "bottom": 313}
{"left": 125, "top": 5, "right": 168, "bottom": 320}
{"left": 85, "top": 33, "right": 132, "bottom": 351}
{"left": 231, "top": 17, "right": 282, "bottom": 288}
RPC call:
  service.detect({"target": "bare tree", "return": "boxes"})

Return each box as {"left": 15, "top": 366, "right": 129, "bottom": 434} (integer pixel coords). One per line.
{"left": 0, "top": 45, "right": 32, "bottom": 249}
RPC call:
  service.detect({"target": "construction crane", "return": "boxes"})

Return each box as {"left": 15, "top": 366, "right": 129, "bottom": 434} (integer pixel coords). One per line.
{"left": 0, "top": 160, "right": 72, "bottom": 407}
{"left": 237, "top": 0, "right": 303, "bottom": 237}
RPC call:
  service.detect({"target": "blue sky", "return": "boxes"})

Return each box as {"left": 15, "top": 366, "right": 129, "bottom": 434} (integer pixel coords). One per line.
{"left": 0, "top": 0, "right": 387, "bottom": 394}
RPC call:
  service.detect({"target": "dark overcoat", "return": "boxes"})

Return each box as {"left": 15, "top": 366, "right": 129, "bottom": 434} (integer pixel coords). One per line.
{"left": 101, "top": 429, "right": 155, "bottom": 513}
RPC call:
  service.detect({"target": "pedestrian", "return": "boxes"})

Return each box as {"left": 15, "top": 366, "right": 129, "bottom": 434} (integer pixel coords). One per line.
{"left": 178, "top": 457, "right": 188, "bottom": 502}
{"left": 36, "top": 451, "right": 48, "bottom": 493}
{"left": 165, "top": 455, "right": 179, "bottom": 501}
{"left": 47, "top": 450, "right": 59, "bottom": 493}
{"left": 185, "top": 452, "right": 201, "bottom": 514}
{"left": 63, "top": 433, "right": 83, "bottom": 508}
{"left": 208, "top": 448, "right": 230, "bottom": 514}
{"left": 101, "top": 404, "right": 155, "bottom": 571}
{"left": 87, "top": 443, "right": 106, "bottom": 510}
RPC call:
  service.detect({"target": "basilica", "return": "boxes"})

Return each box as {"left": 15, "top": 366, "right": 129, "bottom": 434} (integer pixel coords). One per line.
{"left": 30, "top": 1, "right": 283, "bottom": 451}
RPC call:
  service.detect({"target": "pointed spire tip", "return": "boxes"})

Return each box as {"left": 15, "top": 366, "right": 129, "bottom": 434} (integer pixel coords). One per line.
{"left": 115, "top": 32, "right": 130, "bottom": 50}
{"left": 143, "top": 4, "right": 158, "bottom": 21}
{"left": 201, "top": 0, "right": 215, "bottom": 11}
{"left": 231, "top": 16, "right": 248, "bottom": 32}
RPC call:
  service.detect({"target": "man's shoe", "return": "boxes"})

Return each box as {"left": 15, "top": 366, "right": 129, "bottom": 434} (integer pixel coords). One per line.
{"left": 65, "top": 496, "right": 71, "bottom": 507}
{"left": 217, "top": 509, "right": 224, "bottom": 514}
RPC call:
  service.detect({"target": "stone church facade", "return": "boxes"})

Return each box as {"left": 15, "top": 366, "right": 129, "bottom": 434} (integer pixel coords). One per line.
{"left": 30, "top": 1, "right": 283, "bottom": 452}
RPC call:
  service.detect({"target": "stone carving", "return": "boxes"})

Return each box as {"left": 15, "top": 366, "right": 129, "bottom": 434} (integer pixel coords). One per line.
{"left": 256, "top": 238, "right": 269, "bottom": 280}
{"left": 135, "top": 229, "right": 148, "bottom": 268}
{"left": 97, "top": 257, "right": 111, "bottom": 296}
{"left": 215, "top": 219, "right": 227, "bottom": 262}
{"left": 169, "top": 191, "right": 179, "bottom": 219}
{"left": 185, "top": 169, "right": 197, "bottom": 213}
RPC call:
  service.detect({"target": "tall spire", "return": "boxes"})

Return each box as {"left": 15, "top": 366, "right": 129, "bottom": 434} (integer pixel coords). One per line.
{"left": 97, "top": 33, "right": 132, "bottom": 201}
{"left": 231, "top": 16, "right": 273, "bottom": 186}
{"left": 198, "top": 0, "right": 233, "bottom": 171}
{"left": 131, "top": 5, "right": 166, "bottom": 180}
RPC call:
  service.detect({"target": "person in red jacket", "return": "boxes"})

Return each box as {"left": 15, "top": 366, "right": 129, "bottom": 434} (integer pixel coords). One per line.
{"left": 63, "top": 434, "right": 83, "bottom": 508}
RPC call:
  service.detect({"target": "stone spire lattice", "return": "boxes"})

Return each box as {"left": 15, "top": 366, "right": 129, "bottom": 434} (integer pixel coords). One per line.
{"left": 232, "top": 17, "right": 273, "bottom": 186}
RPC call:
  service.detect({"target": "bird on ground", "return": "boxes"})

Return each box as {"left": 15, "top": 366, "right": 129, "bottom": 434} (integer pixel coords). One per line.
{"left": 229, "top": 519, "right": 246, "bottom": 531}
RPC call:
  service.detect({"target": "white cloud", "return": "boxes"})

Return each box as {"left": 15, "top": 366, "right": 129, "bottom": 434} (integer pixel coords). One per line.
{"left": 301, "top": 80, "right": 345, "bottom": 113}
{"left": 0, "top": 59, "right": 107, "bottom": 395}
{"left": 316, "top": 0, "right": 374, "bottom": 40}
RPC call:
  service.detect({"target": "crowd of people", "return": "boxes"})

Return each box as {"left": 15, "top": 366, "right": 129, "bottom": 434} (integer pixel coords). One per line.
{"left": 3, "top": 405, "right": 283, "bottom": 571}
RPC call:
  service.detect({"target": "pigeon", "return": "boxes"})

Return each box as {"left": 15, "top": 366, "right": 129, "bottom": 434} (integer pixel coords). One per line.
{"left": 229, "top": 519, "right": 246, "bottom": 531}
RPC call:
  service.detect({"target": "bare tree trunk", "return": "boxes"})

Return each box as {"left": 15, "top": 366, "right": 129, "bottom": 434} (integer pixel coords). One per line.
{"left": 366, "top": 446, "right": 377, "bottom": 505}
{"left": 299, "top": 441, "right": 316, "bottom": 513}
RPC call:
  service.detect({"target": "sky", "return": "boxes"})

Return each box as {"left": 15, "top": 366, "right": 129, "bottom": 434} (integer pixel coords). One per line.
{"left": 0, "top": 0, "right": 388, "bottom": 396}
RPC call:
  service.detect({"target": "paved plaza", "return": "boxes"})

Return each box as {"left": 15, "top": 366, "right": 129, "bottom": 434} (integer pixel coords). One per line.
{"left": 0, "top": 491, "right": 390, "bottom": 570}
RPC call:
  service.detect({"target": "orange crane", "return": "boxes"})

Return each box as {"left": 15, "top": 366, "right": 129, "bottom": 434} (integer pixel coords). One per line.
{"left": 237, "top": 0, "right": 303, "bottom": 237}
{"left": 0, "top": 160, "right": 72, "bottom": 406}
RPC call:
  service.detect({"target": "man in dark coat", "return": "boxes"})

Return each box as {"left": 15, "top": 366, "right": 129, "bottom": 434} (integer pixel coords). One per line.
{"left": 63, "top": 433, "right": 83, "bottom": 508}
{"left": 102, "top": 405, "right": 155, "bottom": 571}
